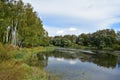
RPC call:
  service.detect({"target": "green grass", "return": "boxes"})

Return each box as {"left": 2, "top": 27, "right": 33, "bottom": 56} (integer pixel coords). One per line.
{"left": 0, "top": 43, "right": 57, "bottom": 80}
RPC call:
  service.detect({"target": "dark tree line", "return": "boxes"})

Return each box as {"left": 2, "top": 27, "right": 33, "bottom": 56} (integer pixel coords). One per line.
{"left": 0, "top": 0, "right": 49, "bottom": 47}
{"left": 50, "top": 29, "right": 120, "bottom": 50}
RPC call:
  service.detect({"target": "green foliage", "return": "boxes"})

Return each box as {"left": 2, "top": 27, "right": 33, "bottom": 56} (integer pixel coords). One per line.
{"left": 0, "top": 61, "right": 29, "bottom": 80}
{"left": 112, "top": 44, "right": 120, "bottom": 50}
{"left": 0, "top": 43, "right": 57, "bottom": 80}
{"left": 50, "top": 36, "right": 72, "bottom": 47}
{"left": 0, "top": 0, "right": 49, "bottom": 47}
{"left": 0, "top": 43, "right": 14, "bottom": 61}
{"left": 0, "top": 43, "right": 29, "bottom": 80}
{"left": 50, "top": 29, "right": 119, "bottom": 50}
{"left": 117, "top": 31, "right": 120, "bottom": 44}
{"left": 91, "top": 29, "right": 117, "bottom": 49}
{"left": 24, "top": 67, "right": 58, "bottom": 80}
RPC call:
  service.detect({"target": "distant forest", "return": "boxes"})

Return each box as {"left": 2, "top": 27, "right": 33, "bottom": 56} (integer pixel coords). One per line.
{"left": 50, "top": 29, "right": 120, "bottom": 50}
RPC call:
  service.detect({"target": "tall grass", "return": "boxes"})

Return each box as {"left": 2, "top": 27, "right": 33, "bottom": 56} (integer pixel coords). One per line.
{"left": 0, "top": 43, "right": 29, "bottom": 80}
{"left": 0, "top": 43, "right": 57, "bottom": 80}
{"left": 0, "top": 43, "right": 14, "bottom": 61}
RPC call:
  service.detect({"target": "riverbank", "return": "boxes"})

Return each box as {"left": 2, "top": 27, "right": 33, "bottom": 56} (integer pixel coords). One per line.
{"left": 55, "top": 47, "right": 120, "bottom": 56}
{"left": 0, "top": 43, "right": 119, "bottom": 80}
{"left": 0, "top": 44, "right": 57, "bottom": 80}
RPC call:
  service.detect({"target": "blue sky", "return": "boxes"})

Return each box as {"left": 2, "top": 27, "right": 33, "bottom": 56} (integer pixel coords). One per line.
{"left": 23, "top": 0, "right": 120, "bottom": 36}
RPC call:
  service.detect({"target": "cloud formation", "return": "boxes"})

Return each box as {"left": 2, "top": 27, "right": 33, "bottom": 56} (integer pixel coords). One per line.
{"left": 69, "top": 27, "right": 77, "bottom": 32}
{"left": 57, "top": 30, "right": 64, "bottom": 35}
{"left": 44, "top": 26, "right": 79, "bottom": 36}
{"left": 23, "top": 0, "right": 120, "bottom": 36}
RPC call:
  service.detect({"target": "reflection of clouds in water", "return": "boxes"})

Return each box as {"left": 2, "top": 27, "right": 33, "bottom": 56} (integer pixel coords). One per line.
{"left": 56, "top": 58, "right": 64, "bottom": 62}
{"left": 69, "top": 60, "right": 77, "bottom": 65}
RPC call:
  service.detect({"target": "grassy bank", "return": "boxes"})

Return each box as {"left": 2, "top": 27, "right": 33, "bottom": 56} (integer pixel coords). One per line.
{"left": 0, "top": 43, "right": 57, "bottom": 80}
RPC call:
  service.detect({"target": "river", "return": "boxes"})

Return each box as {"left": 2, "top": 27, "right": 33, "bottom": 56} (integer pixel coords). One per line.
{"left": 35, "top": 50, "right": 120, "bottom": 80}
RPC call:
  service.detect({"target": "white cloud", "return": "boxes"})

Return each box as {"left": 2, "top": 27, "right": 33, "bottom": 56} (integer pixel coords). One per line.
{"left": 69, "top": 27, "right": 77, "bottom": 32}
{"left": 23, "top": 0, "right": 120, "bottom": 20}
{"left": 57, "top": 30, "right": 64, "bottom": 35}
{"left": 44, "top": 25, "right": 107, "bottom": 36}
{"left": 23, "top": 0, "right": 120, "bottom": 35}
{"left": 44, "top": 25, "right": 82, "bottom": 36}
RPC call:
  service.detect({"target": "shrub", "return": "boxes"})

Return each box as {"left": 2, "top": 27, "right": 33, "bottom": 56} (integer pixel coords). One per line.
{"left": 112, "top": 44, "right": 120, "bottom": 50}
{"left": 0, "top": 61, "right": 30, "bottom": 80}
{"left": 0, "top": 43, "right": 14, "bottom": 61}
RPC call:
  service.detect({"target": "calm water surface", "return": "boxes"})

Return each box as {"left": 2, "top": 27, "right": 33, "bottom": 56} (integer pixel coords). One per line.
{"left": 37, "top": 51, "right": 120, "bottom": 80}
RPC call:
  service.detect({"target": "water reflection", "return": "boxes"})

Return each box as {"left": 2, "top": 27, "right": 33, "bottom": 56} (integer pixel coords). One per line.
{"left": 27, "top": 53, "right": 48, "bottom": 68}
{"left": 69, "top": 60, "right": 77, "bottom": 65}
{"left": 46, "top": 51, "right": 120, "bottom": 80}
{"left": 53, "top": 51, "right": 117, "bottom": 68}
{"left": 116, "top": 55, "right": 120, "bottom": 69}
{"left": 30, "top": 50, "right": 119, "bottom": 69}
{"left": 28, "top": 50, "right": 120, "bottom": 80}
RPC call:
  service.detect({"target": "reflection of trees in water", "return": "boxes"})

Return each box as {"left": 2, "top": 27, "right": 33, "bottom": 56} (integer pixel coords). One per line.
{"left": 117, "top": 55, "right": 120, "bottom": 64}
{"left": 80, "top": 53, "right": 117, "bottom": 68}
{"left": 52, "top": 51, "right": 117, "bottom": 68}
{"left": 91, "top": 53, "right": 117, "bottom": 68}
{"left": 28, "top": 52, "right": 49, "bottom": 68}
{"left": 50, "top": 51, "right": 77, "bottom": 60}
{"left": 117, "top": 55, "right": 120, "bottom": 69}
{"left": 28, "top": 51, "right": 118, "bottom": 69}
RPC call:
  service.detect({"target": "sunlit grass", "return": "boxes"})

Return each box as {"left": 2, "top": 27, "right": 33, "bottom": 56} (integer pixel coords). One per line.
{"left": 0, "top": 43, "right": 57, "bottom": 80}
{"left": 0, "top": 60, "right": 29, "bottom": 80}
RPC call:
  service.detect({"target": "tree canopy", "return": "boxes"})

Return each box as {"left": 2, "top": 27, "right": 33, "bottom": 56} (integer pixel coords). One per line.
{"left": 0, "top": 0, "right": 49, "bottom": 47}
{"left": 50, "top": 29, "right": 120, "bottom": 50}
